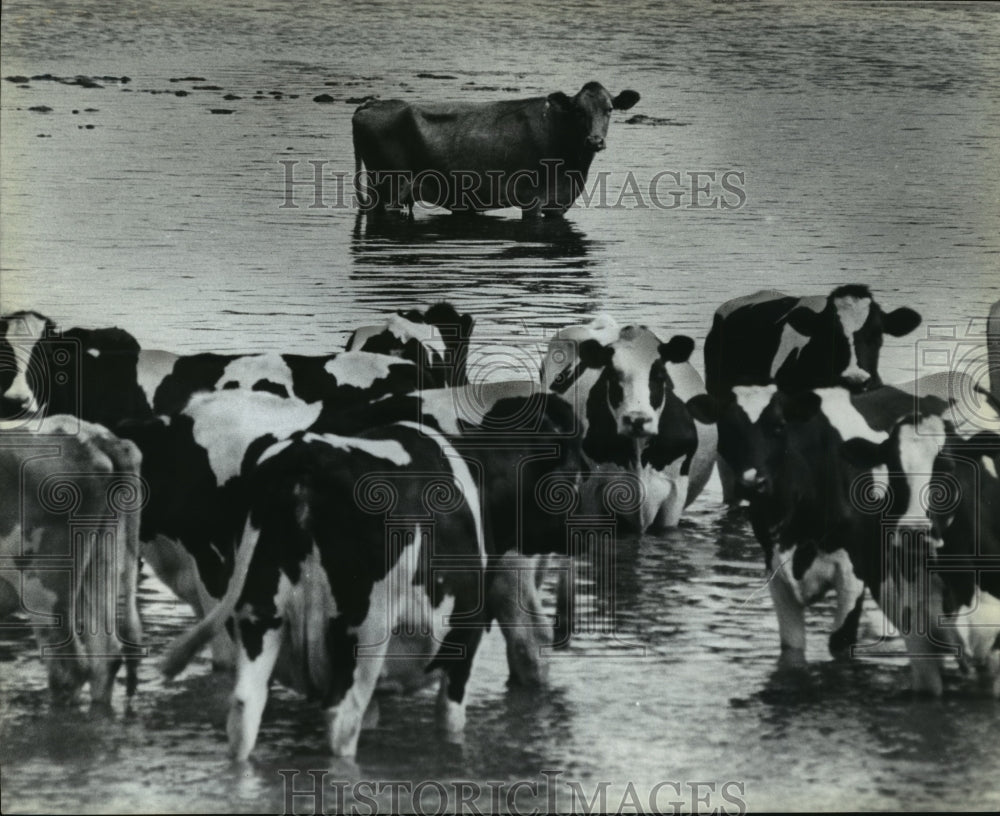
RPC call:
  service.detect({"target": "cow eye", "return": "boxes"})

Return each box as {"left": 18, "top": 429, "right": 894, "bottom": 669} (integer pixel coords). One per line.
{"left": 763, "top": 421, "right": 785, "bottom": 438}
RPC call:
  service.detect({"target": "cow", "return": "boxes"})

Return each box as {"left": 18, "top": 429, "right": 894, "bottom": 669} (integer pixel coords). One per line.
{"left": 321, "top": 380, "right": 587, "bottom": 684}
{"left": 1, "top": 309, "right": 445, "bottom": 427}
{"left": 541, "top": 316, "right": 717, "bottom": 533}
{"left": 0, "top": 416, "right": 143, "bottom": 707}
{"left": 352, "top": 82, "right": 639, "bottom": 217}
{"left": 117, "top": 348, "right": 428, "bottom": 666}
{"left": 161, "top": 420, "right": 488, "bottom": 760}
{"left": 148, "top": 349, "right": 424, "bottom": 416}
{"left": 841, "top": 415, "right": 1000, "bottom": 697}
{"left": 702, "top": 286, "right": 922, "bottom": 503}
{"left": 133, "top": 374, "right": 583, "bottom": 686}
{"left": 345, "top": 302, "right": 474, "bottom": 387}
{"left": 714, "top": 376, "right": 1000, "bottom": 679}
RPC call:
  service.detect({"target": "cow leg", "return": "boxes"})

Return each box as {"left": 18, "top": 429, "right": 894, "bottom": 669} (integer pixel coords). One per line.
{"left": 650, "top": 475, "right": 689, "bottom": 532}
{"left": 717, "top": 457, "right": 741, "bottom": 506}
{"left": 89, "top": 527, "right": 126, "bottom": 711}
{"left": 828, "top": 563, "right": 866, "bottom": 658}
{"left": 116, "top": 445, "right": 144, "bottom": 696}
{"left": 142, "top": 536, "right": 235, "bottom": 670}
{"left": 488, "top": 554, "right": 551, "bottom": 686}
{"left": 769, "top": 575, "right": 807, "bottom": 665}
{"left": 21, "top": 553, "right": 86, "bottom": 705}
{"left": 118, "top": 503, "right": 143, "bottom": 696}
{"left": 829, "top": 592, "right": 865, "bottom": 658}
{"left": 552, "top": 557, "right": 573, "bottom": 650}
{"left": 904, "top": 647, "right": 944, "bottom": 697}
{"left": 325, "top": 624, "right": 390, "bottom": 758}
{"left": 227, "top": 623, "right": 283, "bottom": 761}
{"left": 435, "top": 624, "right": 485, "bottom": 739}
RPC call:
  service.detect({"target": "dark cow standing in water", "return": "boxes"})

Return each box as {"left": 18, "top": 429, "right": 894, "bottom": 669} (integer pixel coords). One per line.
{"left": 353, "top": 82, "right": 639, "bottom": 216}
{"left": 701, "top": 286, "right": 922, "bottom": 503}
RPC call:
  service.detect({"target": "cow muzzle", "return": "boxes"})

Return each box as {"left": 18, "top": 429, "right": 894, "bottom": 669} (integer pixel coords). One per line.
{"left": 620, "top": 412, "right": 654, "bottom": 437}
{"left": 887, "top": 520, "right": 941, "bottom": 551}
{"left": 587, "top": 135, "right": 606, "bottom": 151}
{"left": 839, "top": 369, "right": 871, "bottom": 391}
{"left": 739, "top": 468, "right": 770, "bottom": 495}
{"left": 0, "top": 393, "right": 35, "bottom": 419}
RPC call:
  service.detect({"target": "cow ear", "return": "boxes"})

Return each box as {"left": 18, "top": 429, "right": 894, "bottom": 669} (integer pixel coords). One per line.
{"left": 577, "top": 339, "right": 612, "bottom": 369}
{"left": 659, "top": 335, "right": 694, "bottom": 364}
{"left": 612, "top": 90, "right": 640, "bottom": 111}
{"left": 841, "top": 437, "right": 887, "bottom": 469}
{"left": 781, "top": 390, "right": 822, "bottom": 422}
{"left": 882, "top": 307, "right": 921, "bottom": 337}
{"left": 786, "top": 306, "right": 820, "bottom": 336}
{"left": 547, "top": 92, "right": 574, "bottom": 113}
{"left": 685, "top": 393, "right": 719, "bottom": 424}
{"left": 460, "top": 313, "right": 475, "bottom": 338}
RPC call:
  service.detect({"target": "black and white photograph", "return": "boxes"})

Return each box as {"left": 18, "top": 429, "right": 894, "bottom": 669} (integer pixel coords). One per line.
{"left": 1, "top": 0, "right": 999, "bottom": 812}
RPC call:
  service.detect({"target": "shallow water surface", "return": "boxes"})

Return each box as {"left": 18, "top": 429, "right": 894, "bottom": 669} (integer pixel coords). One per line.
{"left": 2, "top": 0, "right": 999, "bottom": 812}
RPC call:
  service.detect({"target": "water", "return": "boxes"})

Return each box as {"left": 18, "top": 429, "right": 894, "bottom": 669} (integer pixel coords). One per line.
{"left": 2, "top": 0, "right": 999, "bottom": 811}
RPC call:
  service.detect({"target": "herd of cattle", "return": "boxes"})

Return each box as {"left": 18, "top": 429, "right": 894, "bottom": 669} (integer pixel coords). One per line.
{"left": 2, "top": 288, "right": 999, "bottom": 761}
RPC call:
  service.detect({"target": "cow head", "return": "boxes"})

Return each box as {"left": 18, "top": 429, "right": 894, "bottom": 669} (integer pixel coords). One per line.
{"left": 1, "top": 310, "right": 54, "bottom": 420}
{"left": 686, "top": 385, "right": 777, "bottom": 497}
{"left": 548, "top": 82, "right": 640, "bottom": 153}
{"left": 576, "top": 326, "right": 694, "bottom": 439}
{"left": 1, "top": 312, "right": 149, "bottom": 428}
{"left": 397, "top": 302, "right": 475, "bottom": 387}
{"left": 347, "top": 311, "right": 452, "bottom": 388}
{"left": 784, "top": 285, "right": 921, "bottom": 391}
{"left": 841, "top": 414, "right": 952, "bottom": 548}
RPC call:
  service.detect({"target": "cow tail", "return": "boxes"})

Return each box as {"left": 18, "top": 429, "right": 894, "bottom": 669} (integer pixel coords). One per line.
{"left": 160, "top": 517, "right": 260, "bottom": 679}
{"left": 302, "top": 546, "right": 336, "bottom": 695}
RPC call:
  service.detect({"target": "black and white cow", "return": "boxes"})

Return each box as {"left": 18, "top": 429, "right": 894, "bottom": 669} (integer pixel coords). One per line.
{"left": 541, "top": 316, "right": 717, "bottom": 533}
{"left": 118, "top": 389, "right": 326, "bottom": 667}
{"left": 842, "top": 415, "right": 1000, "bottom": 696}
{"left": 346, "top": 302, "right": 474, "bottom": 388}
{"left": 161, "top": 420, "right": 488, "bottom": 759}
{"left": 2, "top": 309, "right": 447, "bottom": 427}
{"left": 720, "top": 375, "right": 1000, "bottom": 677}
{"left": 147, "top": 349, "right": 423, "bottom": 416}
{"left": 704, "top": 286, "right": 922, "bottom": 394}
{"left": 119, "top": 349, "right": 426, "bottom": 663}
{"left": 701, "top": 286, "right": 922, "bottom": 503}
{"left": 320, "top": 380, "right": 587, "bottom": 685}
{"left": 0, "top": 416, "right": 144, "bottom": 707}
